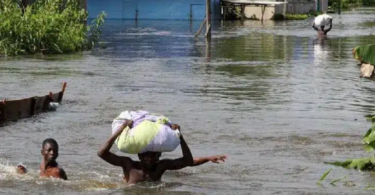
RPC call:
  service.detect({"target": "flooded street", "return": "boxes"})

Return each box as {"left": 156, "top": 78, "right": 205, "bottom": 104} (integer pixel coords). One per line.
{"left": 1, "top": 8, "right": 375, "bottom": 194}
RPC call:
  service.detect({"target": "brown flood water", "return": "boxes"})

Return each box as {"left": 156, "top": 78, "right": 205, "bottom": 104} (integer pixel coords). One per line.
{"left": 1, "top": 8, "right": 375, "bottom": 195}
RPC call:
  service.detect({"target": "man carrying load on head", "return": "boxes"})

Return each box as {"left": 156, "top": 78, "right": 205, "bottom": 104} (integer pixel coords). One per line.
{"left": 97, "top": 120, "right": 226, "bottom": 184}
{"left": 312, "top": 14, "right": 333, "bottom": 36}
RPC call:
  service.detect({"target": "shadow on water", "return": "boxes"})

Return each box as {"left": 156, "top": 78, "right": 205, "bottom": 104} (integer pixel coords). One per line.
{"left": 360, "top": 20, "right": 375, "bottom": 27}
{"left": 215, "top": 64, "right": 278, "bottom": 77}
{"left": 213, "top": 33, "right": 293, "bottom": 62}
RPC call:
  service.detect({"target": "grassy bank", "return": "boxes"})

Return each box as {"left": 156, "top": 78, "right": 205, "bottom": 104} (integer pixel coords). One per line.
{"left": 273, "top": 13, "right": 308, "bottom": 20}
{"left": 329, "top": 0, "right": 375, "bottom": 10}
{"left": 273, "top": 11, "right": 323, "bottom": 21}
{"left": 0, "top": 0, "right": 106, "bottom": 56}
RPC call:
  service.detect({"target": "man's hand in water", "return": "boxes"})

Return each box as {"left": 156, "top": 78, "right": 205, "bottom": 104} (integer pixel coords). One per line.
{"left": 208, "top": 155, "right": 227, "bottom": 163}
{"left": 191, "top": 155, "right": 227, "bottom": 167}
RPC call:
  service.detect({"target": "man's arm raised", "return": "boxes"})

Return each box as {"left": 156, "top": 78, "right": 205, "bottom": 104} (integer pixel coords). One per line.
{"left": 312, "top": 22, "right": 319, "bottom": 32}
{"left": 324, "top": 19, "right": 333, "bottom": 33}
{"left": 159, "top": 125, "right": 194, "bottom": 171}
{"left": 97, "top": 120, "right": 133, "bottom": 168}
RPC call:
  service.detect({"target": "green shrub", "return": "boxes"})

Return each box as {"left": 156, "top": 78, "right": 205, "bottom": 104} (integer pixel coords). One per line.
{"left": 285, "top": 14, "right": 308, "bottom": 20}
{"left": 0, "top": 0, "right": 106, "bottom": 56}
{"left": 273, "top": 13, "right": 309, "bottom": 21}
{"left": 363, "top": 0, "right": 375, "bottom": 6}
{"left": 308, "top": 10, "right": 323, "bottom": 16}
{"left": 327, "top": 0, "right": 375, "bottom": 10}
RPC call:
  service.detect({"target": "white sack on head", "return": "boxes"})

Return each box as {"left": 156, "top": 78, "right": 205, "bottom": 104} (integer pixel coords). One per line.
{"left": 314, "top": 14, "right": 332, "bottom": 27}
{"left": 112, "top": 110, "right": 181, "bottom": 154}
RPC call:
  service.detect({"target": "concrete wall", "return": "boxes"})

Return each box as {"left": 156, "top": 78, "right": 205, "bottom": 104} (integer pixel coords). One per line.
{"left": 240, "top": 0, "right": 328, "bottom": 21}
{"left": 285, "top": 0, "right": 315, "bottom": 14}
{"left": 317, "top": 0, "right": 328, "bottom": 12}
{"left": 87, "top": 0, "right": 221, "bottom": 20}
{"left": 285, "top": 0, "right": 328, "bottom": 14}
{"left": 244, "top": 5, "right": 284, "bottom": 20}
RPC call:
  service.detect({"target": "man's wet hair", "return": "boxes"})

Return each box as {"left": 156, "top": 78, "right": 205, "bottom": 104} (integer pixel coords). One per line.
{"left": 42, "top": 138, "right": 58, "bottom": 148}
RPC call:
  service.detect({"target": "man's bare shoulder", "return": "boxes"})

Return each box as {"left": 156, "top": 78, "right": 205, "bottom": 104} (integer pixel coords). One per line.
{"left": 56, "top": 167, "right": 66, "bottom": 174}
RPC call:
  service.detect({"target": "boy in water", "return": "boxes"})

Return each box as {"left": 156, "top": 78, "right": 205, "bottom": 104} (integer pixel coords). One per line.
{"left": 98, "top": 120, "right": 226, "bottom": 184}
{"left": 39, "top": 138, "right": 68, "bottom": 180}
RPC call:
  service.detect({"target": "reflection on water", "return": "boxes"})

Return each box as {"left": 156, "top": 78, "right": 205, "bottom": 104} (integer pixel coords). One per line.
{"left": 2, "top": 8, "right": 375, "bottom": 195}
{"left": 313, "top": 37, "right": 331, "bottom": 65}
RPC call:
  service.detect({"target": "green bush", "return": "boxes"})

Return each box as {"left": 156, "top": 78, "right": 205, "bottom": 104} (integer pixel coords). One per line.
{"left": 363, "top": 0, "right": 375, "bottom": 6}
{"left": 285, "top": 14, "right": 308, "bottom": 20}
{"left": 0, "top": 0, "right": 106, "bottom": 56}
{"left": 328, "top": 0, "right": 375, "bottom": 10}
{"left": 273, "top": 13, "right": 309, "bottom": 21}
{"left": 308, "top": 10, "right": 323, "bottom": 16}
{"left": 223, "top": 5, "right": 242, "bottom": 20}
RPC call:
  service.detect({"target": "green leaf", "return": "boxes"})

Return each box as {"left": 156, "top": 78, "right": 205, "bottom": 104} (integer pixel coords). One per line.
{"left": 330, "top": 176, "right": 347, "bottom": 185}
{"left": 52, "top": 43, "right": 62, "bottom": 53}
{"left": 318, "top": 168, "right": 332, "bottom": 184}
{"left": 349, "top": 158, "right": 371, "bottom": 170}
{"left": 364, "top": 145, "right": 374, "bottom": 152}
{"left": 327, "top": 156, "right": 375, "bottom": 171}
{"left": 363, "top": 126, "right": 375, "bottom": 144}
{"left": 325, "top": 160, "right": 352, "bottom": 168}
{"left": 370, "top": 156, "right": 375, "bottom": 164}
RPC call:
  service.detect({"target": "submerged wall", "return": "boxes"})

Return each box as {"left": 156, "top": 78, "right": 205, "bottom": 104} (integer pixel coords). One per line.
{"left": 243, "top": 0, "right": 328, "bottom": 21}
{"left": 285, "top": 0, "right": 328, "bottom": 14}
{"left": 244, "top": 5, "right": 284, "bottom": 20}
{"left": 87, "top": 0, "right": 221, "bottom": 20}
{"left": 285, "top": 0, "right": 315, "bottom": 14}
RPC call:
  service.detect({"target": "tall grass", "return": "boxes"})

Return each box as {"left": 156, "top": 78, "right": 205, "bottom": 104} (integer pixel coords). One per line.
{"left": 0, "top": 0, "right": 106, "bottom": 56}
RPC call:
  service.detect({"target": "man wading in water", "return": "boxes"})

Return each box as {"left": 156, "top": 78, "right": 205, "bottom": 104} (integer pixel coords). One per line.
{"left": 98, "top": 120, "right": 226, "bottom": 184}
{"left": 312, "top": 18, "right": 333, "bottom": 36}
{"left": 39, "top": 138, "right": 68, "bottom": 180}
